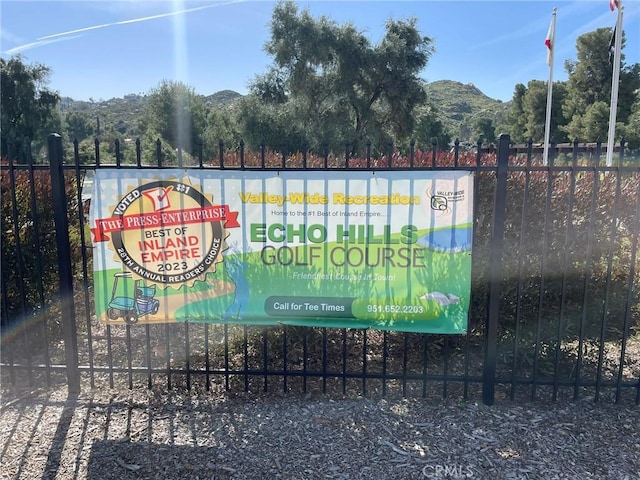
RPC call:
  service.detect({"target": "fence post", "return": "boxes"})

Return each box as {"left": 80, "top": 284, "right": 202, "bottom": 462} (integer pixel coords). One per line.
{"left": 482, "top": 133, "right": 510, "bottom": 405}
{"left": 48, "top": 133, "right": 80, "bottom": 393}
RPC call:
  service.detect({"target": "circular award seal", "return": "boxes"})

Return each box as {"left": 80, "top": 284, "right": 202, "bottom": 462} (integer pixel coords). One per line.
{"left": 108, "top": 179, "right": 230, "bottom": 286}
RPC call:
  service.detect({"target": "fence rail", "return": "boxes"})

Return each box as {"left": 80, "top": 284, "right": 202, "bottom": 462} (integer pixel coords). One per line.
{"left": 1, "top": 134, "right": 639, "bottom": 405}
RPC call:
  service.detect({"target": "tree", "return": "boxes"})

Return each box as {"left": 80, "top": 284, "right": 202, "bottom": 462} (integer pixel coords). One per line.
{"left": 562, "top": 28, "right": 640, "bottom": 141}
{"left": 202, "top": 107, "right": 242, "bottom": 160}
{"left": 581, "top": 101, "right": 613, "bottom": 142}
{"left": 522, "top": 80, "right": 568, "bottom": 143}
{"left": 234, "top": 94, "right": 295, "bottom": 152}
{"left": 473, "top": 117, "right": 496, "bottom": 145}
{"left": 504, "top": 83, "right": 527, "bottom": 143}
{"left": 621, "top": 92, "right": 640, "bottom": 151}
{"left": 413, "top": 103, "right": 451, "bottom": 150}
{"left": 1, "top": 56, "right": 61, "bottom": 160}
{"left": 64, "top": 111, "right": 95, "bottom": 141}
{"left": 141, "top": 80, "right": 207, "bottom": 156}
{"left": 256, "top": 0, "right": 434, "bottom": 153}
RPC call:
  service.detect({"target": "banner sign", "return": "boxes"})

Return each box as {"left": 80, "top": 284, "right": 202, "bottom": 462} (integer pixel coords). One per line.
{"left": 90, "top": 169, "right": 474, "bottom": 333}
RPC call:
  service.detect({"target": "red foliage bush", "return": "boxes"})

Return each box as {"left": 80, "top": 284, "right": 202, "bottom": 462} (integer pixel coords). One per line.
{"left": 1, "top": 159, "right": 83, "bottom": 335}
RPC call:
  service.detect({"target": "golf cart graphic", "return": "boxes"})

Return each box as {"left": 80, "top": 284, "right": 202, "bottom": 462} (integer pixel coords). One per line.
{"left": 107, "top": 272, "right": 160, "bottom": 324}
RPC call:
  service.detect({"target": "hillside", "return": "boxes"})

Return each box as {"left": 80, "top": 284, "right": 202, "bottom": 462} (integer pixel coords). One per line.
{"left": 59, "top": 81, "right": 510, "bottom": 143}
{"left": 60, "top": 91, "right": 241, "bottom": 139}
{"left": 203, "top": 90, "right": 243, "bottom": 107}
{"left": 425, "top": 80, "right": 510, "bottom": 141}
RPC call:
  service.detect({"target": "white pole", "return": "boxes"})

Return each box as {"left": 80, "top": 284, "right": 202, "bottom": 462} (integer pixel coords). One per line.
{"left": 543, "top": 8, "right": 557, "bottom": 166}
{"left": 606, "top": 3, "right": 624, "bottom": 166}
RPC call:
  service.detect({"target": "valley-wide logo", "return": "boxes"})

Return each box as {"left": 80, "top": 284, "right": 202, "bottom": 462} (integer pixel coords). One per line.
{"left": 425, "top": 183, "right": 466, "bottom": 214}
{"left": 92, "top": 178, "right": 239, "bottom": 287}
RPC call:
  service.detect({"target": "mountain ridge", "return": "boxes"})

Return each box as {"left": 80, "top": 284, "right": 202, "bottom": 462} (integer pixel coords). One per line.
{"left": 60, "top": 80, "right": 509, "bottom": 143}
{"left": 424, "top": 80, "right": 510, "bottom": 139}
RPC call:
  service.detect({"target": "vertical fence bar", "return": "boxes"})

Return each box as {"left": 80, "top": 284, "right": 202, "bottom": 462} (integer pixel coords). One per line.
{"left": 482, "top": 133, "right": 509, "bottom": 406}
{"left": 362, "top": 330, "right": 368, "bottom": 395}
{"left": 382, "top": 330, "right": 388, "bottom": 396}
{"left": 302, "top": 142, "right": 308, "bottom": 169}
{"left": 442, "top": 337, "right": 450, "bottom": 398}
{"left": 6, "top": 141, "right": 32, "bottom": 385}
{"left": 510, "top": 147, "right": 532, "bottom": 400}
{"left": 322, "top": 328, "right": 328, "bottom": 393}
{"left": 126, "top": 327, "right": 133, "bottom": 389}
{"left": 136, "top": 139, "right": 142, "bottom": 166}
{"left": 431, "top": 139, "right": 437, "bottom": 167}
{"left": 283, "top": 326, "right": 288, "bottom": 393}
{"left": 73, "top": 142, "right": 94, "bottom": 388}
{"left": 48, "top": 133, "right": 80, "bottom": 393}
{"left": 95, "top": 142, "right": 109, "bottom": 387}
{"left": 421, "top": 335, "right": 429, "bottom": 397}
{"left": 323, "top": 142, "right": 329, "bottom": 169}
{"left": 115, "top": 139, "right": 122, "bottom": 166}
{"left": 574, "top": 156, "right": 600, "bottom": 400}
{"left": 185, "top": 323, "right": 191, "bottom": 390}
{"left": 145, "top": 324, "right": 152, "bottom": 389}
{"left": 532, "top": 149, "right": 555, "bottom": 401}
{"left": 28, "top": 143, "right": 52, "bottom": 387}
{"left": 409, "top": 139, "right": 415, "bottom": 168}
{"left": 454, "top": 139, "right": 460, "bottom": 168}
{"left": 302, "top": 329, "right": 308, "bottom": 393}
{"left": 138, "top": 142, "right": 151, "bottom": 388}
{"left": 616, "top": 177, "right": 640, "bottom": 403}
{"left": 342, "top": 329, "right": 347, "bottom": 394}
{"left": 595, "top": 166, "right": 623, "bottom": 401}
{"left": 402, "top": 334, "right": 408, "bottom": 396}
{"left": 243, "top": 326, "right": 249, "bottom": 391}
{"left": 462, "top": 327, "right": 471, "bottom": 400}
{"left": 263, "top": 327, "right": 268, "bottom": 392}
{"left": 552, "top": 140, "right": 579, "bottom": 400}
{"left": 224, "top": 324, "right": 230, "bottom": 390}
{"left": 204, "top": 325, "right": 211, "bottom": 391}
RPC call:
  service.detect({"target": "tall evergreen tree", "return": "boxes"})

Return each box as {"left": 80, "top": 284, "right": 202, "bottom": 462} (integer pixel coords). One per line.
{"left": 562, "top": 27, "right": 640, "bottom": 141}
{"left": 523, "top": 80, "right": 567, "bottom": 143}
{"left": 505, "top": 83, "right": 527, "bottom": 143}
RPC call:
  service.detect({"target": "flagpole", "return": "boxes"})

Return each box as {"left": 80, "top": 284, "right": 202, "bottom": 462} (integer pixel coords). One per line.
{"left": 543, "top": 7, "right": 557, "bottom": 166}
{"left": 606, "top": 2, "right": 624, "bottom": 166}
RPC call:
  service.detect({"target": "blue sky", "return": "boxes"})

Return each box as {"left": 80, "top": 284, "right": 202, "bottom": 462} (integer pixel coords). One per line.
{"left": 1, "top": 0, "right": 638, "bottom": 102}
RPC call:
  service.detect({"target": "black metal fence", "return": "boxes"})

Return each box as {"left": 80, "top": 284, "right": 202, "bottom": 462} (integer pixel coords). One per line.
{"left": 1, "top": 134, "right": 639, "bottom": 405}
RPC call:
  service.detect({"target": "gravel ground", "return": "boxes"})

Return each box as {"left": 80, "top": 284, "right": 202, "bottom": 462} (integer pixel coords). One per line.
{"left": 1, "top": 381, "right": 639, "bottom": 480}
